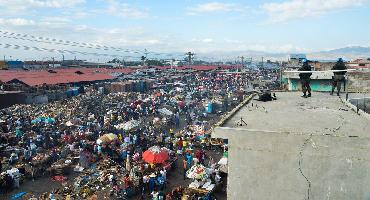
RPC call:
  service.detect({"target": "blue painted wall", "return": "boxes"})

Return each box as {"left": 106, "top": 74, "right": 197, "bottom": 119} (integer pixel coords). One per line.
{"left": 290, "top": 79, "right": 332, "bottom": 92}
{"left": 6, "top": 61, "right": 24, "bottom": 68}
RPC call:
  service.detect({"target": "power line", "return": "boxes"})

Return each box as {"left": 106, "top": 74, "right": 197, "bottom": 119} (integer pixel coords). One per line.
{"left": 0, "top": 30, "right": 203, "bottom": 61}
{"left": 0, "top": 43, "right": 142, "bottom": 59}
{"left": 0, "top": 30, "right": 142, "bottom": 53}
{"left": 0, "top": 30, "right": 185, "bottom": 58}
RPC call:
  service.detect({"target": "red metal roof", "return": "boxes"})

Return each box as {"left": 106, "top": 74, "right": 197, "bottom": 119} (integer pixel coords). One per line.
{"left": 14, "top": 73, "right": 115, "bottom": 86}
{"left": 0, "top": 65, "right": 240, "bottom": 86}
{"left": 0, "top": 68, "right": 123, "bottom": 86}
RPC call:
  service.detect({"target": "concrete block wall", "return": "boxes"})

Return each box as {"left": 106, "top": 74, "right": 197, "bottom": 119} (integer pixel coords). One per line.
{"left": 347, "top": 72, "right": 370, "bottom": 92}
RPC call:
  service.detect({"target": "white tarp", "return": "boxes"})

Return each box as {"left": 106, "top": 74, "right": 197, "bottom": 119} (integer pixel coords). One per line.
{"left": 218, "top": 157, "right": 228, "bottom": 165}
{"left": 158, "top": 108, "right": 173, "bottom": 116}
{"left": 115, "top": 120, "right": 140, "bottom": 130}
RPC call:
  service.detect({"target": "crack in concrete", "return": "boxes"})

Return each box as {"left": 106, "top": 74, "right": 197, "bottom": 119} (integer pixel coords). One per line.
{"left": 299, "top": 134, "right": 313, "bottom": 200}
{"left": 331, "top": 114, "right": 345, "bottom": 133}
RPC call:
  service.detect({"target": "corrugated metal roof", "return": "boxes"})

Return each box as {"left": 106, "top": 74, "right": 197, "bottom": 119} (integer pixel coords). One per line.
{"left": 0, "top": 65, "right": 240, "bottom": 86}
{"left": 0, "top": 68, "right": 121, "bottom": 86}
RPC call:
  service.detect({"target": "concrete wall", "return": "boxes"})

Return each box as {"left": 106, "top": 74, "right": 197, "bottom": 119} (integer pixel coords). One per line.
{"left": 0, "top": 92, "right": 24, "bottom": 109}
{"left": 288, "top": 79, "right": 332, "bottom": 92}
{"left": 213, "top": 127, "right": 370, "bottom": 200}
{"left": 347, "top": 71, "right": 370, "bottom": 92}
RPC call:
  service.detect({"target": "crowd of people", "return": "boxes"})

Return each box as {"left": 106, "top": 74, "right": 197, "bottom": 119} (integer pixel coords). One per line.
{"left": 0, "top": 71, "right": 253, "bottom": 199}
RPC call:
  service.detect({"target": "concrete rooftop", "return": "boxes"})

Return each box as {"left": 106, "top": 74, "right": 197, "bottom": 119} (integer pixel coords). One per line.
{"left": 214, "top": 92, "right": 370, "bottom": 200}
{"left": 222, "top": 92, "right": 370, "bottom": 137}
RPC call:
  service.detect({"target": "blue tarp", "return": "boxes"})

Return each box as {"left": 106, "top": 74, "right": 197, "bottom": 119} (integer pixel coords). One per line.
{"left": 206, "top": 103, "right": 214, "bottom": 113}
{"left": 11, "top": 192, "right": 26, "bottom": 200}
{"left": 31, "top": 117, "right": 55, "bottom": 124}
{"left": 66, "top": 88, "right": 79, "bottom": 97}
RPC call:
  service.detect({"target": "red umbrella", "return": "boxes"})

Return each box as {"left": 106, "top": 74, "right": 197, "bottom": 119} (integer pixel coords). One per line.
{"left": 142, "top": 146, "right": 169, "bottom": 164}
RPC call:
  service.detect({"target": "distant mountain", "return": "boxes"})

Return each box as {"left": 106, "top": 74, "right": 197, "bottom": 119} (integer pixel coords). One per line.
{"left": 182, "top": 46, "right": 370, "bottom": 62}
{"left": 308, "top": 46, "right": 370, "bottom": 61}
{"left": 322, "top": 46, "right": 370, "bottom": 54}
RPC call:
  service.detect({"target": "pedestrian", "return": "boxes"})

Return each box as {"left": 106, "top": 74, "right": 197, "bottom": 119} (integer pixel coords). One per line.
{"left": 166, "top": 193, "right": 173, "bottom": 200}
{"left": 298, "top": 60, "right": 312, "bottom": 98}
{"left": 151, "top": 188, "right": 159, "bottom": 200}
{"left": 185, "top": 152, "right": 192, "bottom": 169}
{"left": 182, "top": 158, "right": 187, "bottom": 180}
{"left": 157, "top": 174, "right": 165, "bottom": 191}
{"left": 160, "top": 168, "right": 166, "bottom": 182}
{"left": 143, "top": 174, "right": 149, "bottom": 192}
{"left": 149, "top": 173, "right": 156, "bottom": 193}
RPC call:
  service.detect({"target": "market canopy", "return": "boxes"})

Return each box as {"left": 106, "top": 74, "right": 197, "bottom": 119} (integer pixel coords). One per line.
{"left": 218, "top": 157, "right": 228, "bottom": 173}
{"left": 115, "top": 120, "right": 140, "bottom": 131}
{"left": 65, "top": 118, "right": 82, "bottom": 126}
{"left": 142, "top": 146, "right": 169, "bottom": 164}
{"left": 158, "top": 108, "right": 173, "bottom": 116}
{"left": 97, "top": 133, "right": 118, "bottom": 144}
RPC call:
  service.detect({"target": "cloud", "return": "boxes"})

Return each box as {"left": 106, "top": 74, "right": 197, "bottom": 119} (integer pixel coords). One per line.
{"left": 192, "top": 38, "right": 214, "bottom": 43}
{"left": 0, "top": 18, "right": 35, "bottom": 26}
{"left": 106, "top": 0, "right": 149, "bottom": 19}
{"left": 186, "top": 2, "right": 247, "bottom": 15}
{"left": 26, "top": 0, "right": 85, "bottom": 8}
{"left": 0, "top": 0, "right": 85, "bottom": 10}
{"left": 0, "top": 0, "right": 86, "bottom": 16}
{"left": 262, "top": 0, "right": 368, "bottom": 22}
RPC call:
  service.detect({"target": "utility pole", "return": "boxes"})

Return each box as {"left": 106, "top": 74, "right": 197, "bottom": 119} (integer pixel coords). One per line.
{"left": 171, "top": 59, "right": 175, "bottom": 70}
{"left": 185, "top": 52, "right": 195, "bottom": 66}
{"left": 240, "top": 56, "right": 245, "bottom": 70}
{"left": 142, "top": 49, "right": 149, "bottom": 66}
{"left": 280, "top": 62, "right": 283, "bottom": 89}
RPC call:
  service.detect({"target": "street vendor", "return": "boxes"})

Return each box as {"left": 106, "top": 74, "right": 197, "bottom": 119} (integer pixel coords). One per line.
{"left": 9, "top": 153, "right": 18, "bottom": 165}
{"left": 123, "top": 174, "right": 132, "bottom": 195}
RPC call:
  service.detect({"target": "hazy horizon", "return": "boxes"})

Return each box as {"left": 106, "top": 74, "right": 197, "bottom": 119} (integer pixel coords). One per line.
{"left": 0, "top": 0, "right": 370, "bottom": 61}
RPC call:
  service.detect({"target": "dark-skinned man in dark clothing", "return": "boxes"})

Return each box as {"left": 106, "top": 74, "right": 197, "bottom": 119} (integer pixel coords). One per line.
{"left": 298, "top": 60, "right": 312, "bottom": 98}
{"left": 331, "top": 58, "right": 347, "bottom": 96}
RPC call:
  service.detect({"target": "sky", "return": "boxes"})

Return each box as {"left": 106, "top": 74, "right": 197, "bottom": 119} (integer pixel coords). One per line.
{"left": 0, "top": 0, "right": 369, "bottom": 61}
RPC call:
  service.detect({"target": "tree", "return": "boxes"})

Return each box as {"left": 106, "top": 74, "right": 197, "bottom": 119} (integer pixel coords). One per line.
{"left": 141, "top": 56, "right": 146, "bottom": 66}
{"left": 108, "top": 58, "right": 122, "bottom": 64}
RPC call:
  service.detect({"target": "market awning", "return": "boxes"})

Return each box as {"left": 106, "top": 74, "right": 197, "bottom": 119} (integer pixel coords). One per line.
{"left": 158, "top": 108, "right": 173, "bottom": 116}
{"left": 142, "top": 146, "right": 169, "bottom": 164}
{"left": 115, "top": 120, "right": 140, "bottom": 130}
{"left": 97, "top": 133, "right": 118, "bottom": 144}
